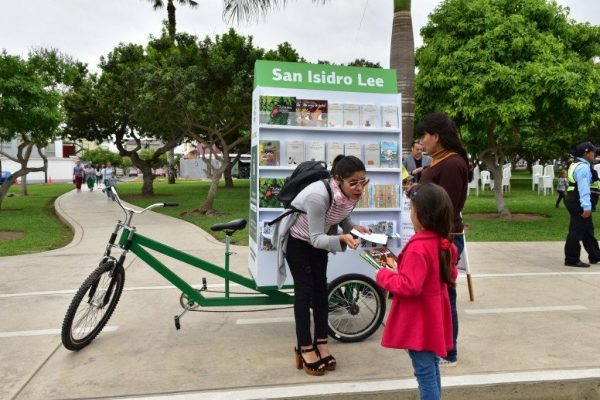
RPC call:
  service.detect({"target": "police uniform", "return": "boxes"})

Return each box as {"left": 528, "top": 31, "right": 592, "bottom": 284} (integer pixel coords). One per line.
{"left": 564, "top": 142, "right": 600, "bottom": 267}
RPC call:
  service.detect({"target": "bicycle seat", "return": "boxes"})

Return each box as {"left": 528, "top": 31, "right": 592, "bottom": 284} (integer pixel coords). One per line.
{"left": 210, "top": 218, "right": 247, "bottom": 232}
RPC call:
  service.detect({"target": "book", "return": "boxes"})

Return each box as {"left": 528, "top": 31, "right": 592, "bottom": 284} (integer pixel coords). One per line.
{"left": 260, "top": 221, "right": 276, "bottom": 251}
{"left": 362, "top": 246, "right": 397, "bottom": 270}
{"left": 326, "top": 141, "right": 344, "bottom": 166}
{"left": 328, "top": 103, "right": 344, "bottom": 127}
{"left": 259, "top": 96, "right": 296, "bottom": 126}
{"left": 306, "top": 141, "right": 326, "bottom": 162}
{"left": 381, "top": 105, "right": 399, "bottom": 129}
{"left": 343, "top": 104, "right": 360, "bottom": 128}
{"left": 360, "top": 104, "right": 379, "bottom": 128}
{"left": 258, "top": 178, "right": 285, "bottom": 208}
{"left": 259, "top": 140, "right": 280, "bottom": 166}
{"left": 344, "top": 142, "right": 362, "bottom": 161}
{"left": 356, "top": 185, "right": 370, "bottom": 208}
{"left": 286, "top": 140, "right": 305, "bottom": 166}
{"left": 380, "top": 141, "right": 399, "bottom": 168}
{"left": 296, "top": 99, "right": 328, "bottom": 127}
{"left": 364, "top": 142, "right": 380, "bottom": 168}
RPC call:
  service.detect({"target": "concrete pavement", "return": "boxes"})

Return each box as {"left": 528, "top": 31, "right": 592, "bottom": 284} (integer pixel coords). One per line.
{"left": 1, "top": 188, "right": 600, "bottom": 399}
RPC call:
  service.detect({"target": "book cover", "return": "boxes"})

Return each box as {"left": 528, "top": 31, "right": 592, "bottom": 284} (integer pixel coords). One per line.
{"left": 344, "top": 142, "right": 362, "bottom": 161}
{"left": 328, "top": 103, "right": 344, "bottom": 128}
{"left": 380, "top": 141, "right": 399, "bottom": 168}
{"left": 381, "top": 105, "right": 399, "bottom": 129}
{"left": 259, "top": 140, "right": 280, "bottom": 166}
{"left": 364, "top": 142, "right": 380, "bottom": 168}
{"left": 363, "top": 246, "right": 397, "bottom": 270}
{"left": 296, "top": 99, "right": 328, "bottom": 127}
{"left": 360, "top": 104, "right": 379, "bottom": 128}
{"left": 343, "top": 104, "right": 360, "bottom": 128}
{"left": 306, "top": 141, "right": 326, "bottom": 162}
{"left": 373, "top": 184, "right": 386, "bottom": 208}
{"left": 258, "top": 178, "right": 285, "bottom": 208}
{"left": 356, "top": 185, "right": 370, "bottom": 208}
{"left": 259, "top": 96, "right": 296, "bottom": 126}
{"left": 286, "top": 140, "right": 305, "bottom": 166}
{"left": 326, "top": 141, "right": 344, "bottom": 166}
{"left": 260, "top": 221, "right": 276, "bottom": 251}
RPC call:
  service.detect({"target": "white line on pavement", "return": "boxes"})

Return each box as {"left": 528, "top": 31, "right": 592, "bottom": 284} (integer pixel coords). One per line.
{"left": 472, "top": 271, "right": 600, "bottom": 278}
{"left": 464, "top": 305, "right": 587, "bottom": 314}
{"left": 236, "top": 317, "right": 294, "bottom": 325}
{"left": 0, "top": 325, "right": 118, "bottom": 338}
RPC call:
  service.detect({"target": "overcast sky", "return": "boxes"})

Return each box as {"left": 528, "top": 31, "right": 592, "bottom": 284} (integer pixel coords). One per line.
{"left": 1, "top": 0, "right": 598, "bottom": 71}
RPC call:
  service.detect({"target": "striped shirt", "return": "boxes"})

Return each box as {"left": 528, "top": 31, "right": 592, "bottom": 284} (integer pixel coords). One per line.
{"left": 290, "top": 180, "right": 356, "bottom": 242}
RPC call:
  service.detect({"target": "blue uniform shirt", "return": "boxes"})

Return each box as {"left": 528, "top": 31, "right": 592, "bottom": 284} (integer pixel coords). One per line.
{"left": 573, "top": 157, "right": 592, "bottom": 211}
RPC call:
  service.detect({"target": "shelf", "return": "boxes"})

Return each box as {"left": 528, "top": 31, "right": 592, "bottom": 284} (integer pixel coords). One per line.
{"left": 259, "top": 124, "right": 400, "bottom": 134}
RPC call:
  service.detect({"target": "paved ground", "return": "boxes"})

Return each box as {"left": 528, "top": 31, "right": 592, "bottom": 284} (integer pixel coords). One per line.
{"left": 1, "top": 187, "right": 600, "bottom": 400}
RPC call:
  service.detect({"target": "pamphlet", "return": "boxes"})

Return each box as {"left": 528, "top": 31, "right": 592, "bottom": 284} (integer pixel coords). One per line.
{"left": 350, "top": 228, "right": 388, "bottom": 245}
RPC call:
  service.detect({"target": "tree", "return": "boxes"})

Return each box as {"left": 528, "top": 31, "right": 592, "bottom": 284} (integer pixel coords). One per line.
{"left": 0, "top": 50, "right": 81, "bottom": 208}
{"left": 79, "top": 147, "right": 123, "bottom": 167}
{"left": 416, "top": 0, "right": 600, "bottom": 217}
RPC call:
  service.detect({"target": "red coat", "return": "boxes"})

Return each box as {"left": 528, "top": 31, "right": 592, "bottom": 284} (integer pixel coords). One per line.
{"left": 376, "top": 230, "right": 458, "bottom": 357}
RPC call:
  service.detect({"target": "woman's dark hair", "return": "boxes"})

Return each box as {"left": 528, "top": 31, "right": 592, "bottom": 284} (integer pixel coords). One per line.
{"left": 331, "top": 155, "right": 365, "bottom": 179}
{"left": 416, "top": 112, "right": 473, "bottom": 182}
{"left": 408, "top": 183, "right": 456, "bottom": 288}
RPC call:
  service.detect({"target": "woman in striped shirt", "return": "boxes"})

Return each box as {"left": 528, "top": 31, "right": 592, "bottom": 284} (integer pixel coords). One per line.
{"left": 287, "top": 155, "right": 370, "bottom": 376}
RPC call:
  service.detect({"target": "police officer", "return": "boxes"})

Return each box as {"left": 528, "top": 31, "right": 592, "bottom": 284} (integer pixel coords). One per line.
{"left": 564, "top": 141, "right": 600, "bottom": 267}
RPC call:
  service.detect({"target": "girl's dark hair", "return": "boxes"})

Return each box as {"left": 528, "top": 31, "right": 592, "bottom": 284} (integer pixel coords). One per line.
{"left": 331, "top": 155, "right": 366, "bottom": 179}
{"left": 416, "top": 112, "right": 473, "bottom": 182}
{"left": 408, "top": 183, "right": 456, "bottom": 288}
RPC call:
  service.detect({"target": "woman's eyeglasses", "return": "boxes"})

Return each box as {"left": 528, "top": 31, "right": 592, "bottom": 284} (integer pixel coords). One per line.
{"left": 343, "top": 178, "right": 370, "bottom": 188}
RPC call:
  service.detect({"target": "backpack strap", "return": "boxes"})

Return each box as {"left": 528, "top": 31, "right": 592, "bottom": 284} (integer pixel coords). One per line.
{"left": 267, "top": 180, "right": 332, "bottom": 227}
{"left": 321, "top": 179, "right": 333, "bottom": 207}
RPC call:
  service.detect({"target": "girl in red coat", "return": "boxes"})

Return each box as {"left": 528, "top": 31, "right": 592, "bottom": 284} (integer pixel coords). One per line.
{"left": 376, "top": 183, "right": 457, "bottom": 400}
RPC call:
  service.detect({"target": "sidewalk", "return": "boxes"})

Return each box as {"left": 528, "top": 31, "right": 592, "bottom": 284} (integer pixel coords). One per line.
{"left": 1, "top": 188, "right": 600, "bottom": 400}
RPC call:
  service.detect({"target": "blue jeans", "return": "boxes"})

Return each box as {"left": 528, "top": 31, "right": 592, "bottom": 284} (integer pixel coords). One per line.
{"left": 446, "top": 234, "right": 464, "bottom": 362}
{"left": 409, "top": 350, "right": 441, "bottom": 400}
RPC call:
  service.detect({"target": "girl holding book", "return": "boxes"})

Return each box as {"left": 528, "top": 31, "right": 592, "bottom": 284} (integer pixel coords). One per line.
{"left": 376, "top": 183, "right": 457, "bottom": 400}
{"left": 279, "top": 155, "right": 370, "bottom": 376}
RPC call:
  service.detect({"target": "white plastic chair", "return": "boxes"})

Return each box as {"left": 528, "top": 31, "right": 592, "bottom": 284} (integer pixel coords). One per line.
{"left": 543, "top": 164, "right": 555, "bottom": 179}
{"left": 502, "top": 167, "right": 511, "bottom": 192}
{"left": 540, "top": 175, "right": 554, "bottom": 196}
{"left": 532, "top": 164, "right": 543, "bottom": 191}
{"left": 467, "top": 165, "right": 480, "bottom": 196}
{"left": 480, "top": 170, "right": 492, "bottom": 191}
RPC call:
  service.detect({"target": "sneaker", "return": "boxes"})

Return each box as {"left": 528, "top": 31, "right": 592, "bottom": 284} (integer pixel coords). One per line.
{"left": 438, "top": 358, "right": 457, "bottom": 367}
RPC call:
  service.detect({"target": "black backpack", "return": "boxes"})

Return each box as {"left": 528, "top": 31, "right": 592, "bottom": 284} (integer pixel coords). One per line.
{"left": 267, "top": 160, "right": 332, "bottom": 226}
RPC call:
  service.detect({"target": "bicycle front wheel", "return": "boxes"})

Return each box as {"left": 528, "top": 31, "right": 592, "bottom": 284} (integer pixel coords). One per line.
{"left": 61, "top": 260, "right": 125, "bottom": 351}
{"left": 327, "top": 274, "right": 386, "bottom": 343}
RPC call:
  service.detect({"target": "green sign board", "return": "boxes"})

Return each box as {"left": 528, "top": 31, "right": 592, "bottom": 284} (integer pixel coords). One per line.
{"left": 254, "top": 60, "right": 397, "bottom": 94}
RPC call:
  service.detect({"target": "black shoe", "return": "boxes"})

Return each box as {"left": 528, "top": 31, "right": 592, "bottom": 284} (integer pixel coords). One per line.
{"left": 589, "top": 258, "right": 600, "bottom": 265}
{"left": 564, "top": 261, "right": 590, "bottom": 268}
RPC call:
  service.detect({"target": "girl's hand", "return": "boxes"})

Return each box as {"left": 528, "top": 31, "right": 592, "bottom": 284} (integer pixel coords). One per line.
{"left": 340, "top": 233, "right": 360, "bottom": 249}
{"left": 352, "top": 224, "right": 370, "bottom": 234}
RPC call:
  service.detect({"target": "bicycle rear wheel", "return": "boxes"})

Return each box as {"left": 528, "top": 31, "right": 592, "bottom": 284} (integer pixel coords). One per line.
{"left": 61, "top": 259, "right": 125, "bottom": 351}
{"left": 327, "top": 274, "right": 386, "bottom": 343}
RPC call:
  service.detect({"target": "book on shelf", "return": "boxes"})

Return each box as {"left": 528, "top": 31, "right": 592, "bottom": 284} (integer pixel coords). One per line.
{"left": 296, "top": 99, "right": 328, "bottom": 127}
{"left": 260, "top": 221, "right": 276, "bottom": 251}
{"left": 361, "top": 246, "right": 398, "bottom": 270}
{"left": 344, "top": 142, "right": 362, "bottom": 161}
{"left": 328, "top": 103, "right": 344, "bottom": 128}
{"left": 306, "top": 141, "right": 326, "bottom": 162}
{"left": 286, "top": 140, "right": 305, "bottom": 166}
{"left": 364, "top": 142, "right": 381, "bottom": 168}
{"left": 360, "top": 104, "right": 379, "bottom": 128}
{"left": 373, "top": 185, "right": 386, "bottom": 208}
{"left": 259, "top": 96, "right": 296, "bottom": 126}
{"left": 258, "top": 178, "right": 285, "bottom": 208}
{"left": 356, "top": 185, "right": 371, "bottom": 208}
{"left": 326, "top": 141, "right": 344, "bottom": 166}
{"left": 385, "top": 184, "right": 399, "bottom": 208}
{"left": 381, "top": 105, "right": 399, "bottom": 129}
{"left": 343, "top": 104, "right": 360, "bottom": 128}
{"left": 380, "top": 141, "right": 399, "bottom": 168}
{"left": 360, "top": 220, "right": 397, "bottom": 237}
{"left": 259, "top": 140, "right": 280, "bottom": 166}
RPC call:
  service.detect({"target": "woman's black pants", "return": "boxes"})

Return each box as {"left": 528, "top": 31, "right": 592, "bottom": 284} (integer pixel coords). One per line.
{"left": 286, "top": 235, "right": 329, "bottom": 347}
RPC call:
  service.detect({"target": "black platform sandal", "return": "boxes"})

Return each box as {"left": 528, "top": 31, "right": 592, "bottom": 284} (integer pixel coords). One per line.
{"left": 295, "top": 346, "right": 326, "bottom": 376}
{"left": 315, "top": 339, "right": 336, "bottom": 371}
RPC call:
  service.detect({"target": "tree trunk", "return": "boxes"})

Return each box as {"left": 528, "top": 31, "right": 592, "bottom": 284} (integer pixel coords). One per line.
{"left": 167, "top": 149, "right": 176, "bottom": 184}
{"left": 0, "top": 180, "right": 12, "bottom": 209}
{"left": 390, "top": 0, "right": 415, "bottom": 154}
{"left": 224, "top": 163, "right": 234, "bottom": 188}
{"left": 199, "top": 172, "right": 221, "bottom": 212}
{"left": 167, "top": 0, "right": 176, "bottom": 39}
{"left": 141, "top": 166, "right": 155, "bottom": 196}
{"left": 20, "top": 173, "right": 27, "bottom": 196}
{"left": 481, "top": 153, "right": 511, "bottom": 218}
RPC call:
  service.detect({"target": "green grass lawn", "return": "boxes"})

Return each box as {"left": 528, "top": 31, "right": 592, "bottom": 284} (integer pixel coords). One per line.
{"left": 0, "top": 183, "right": 74, "bottom": 256}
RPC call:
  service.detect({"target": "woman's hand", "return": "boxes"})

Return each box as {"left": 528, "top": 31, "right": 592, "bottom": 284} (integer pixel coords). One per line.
{"left": 340, "top": 233, "right": 360, "bottom": 249}
{"left": 352, "top": 224, "right": 370, "bottom": 234}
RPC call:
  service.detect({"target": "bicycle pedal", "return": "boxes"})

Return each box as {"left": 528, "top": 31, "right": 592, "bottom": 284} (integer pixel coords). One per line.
{"left": 174, "top": 315, "right": 181, "bottom": 330}
{"left": 201, "top": 277, "right": 207, "bottom": 291}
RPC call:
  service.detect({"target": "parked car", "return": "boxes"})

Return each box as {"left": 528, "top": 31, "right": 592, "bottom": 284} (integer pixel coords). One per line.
{"left": 152, "top": 168, "right": 166, "bottom": 177}
{"left": 0, "top": 171, "right": 13, "bottom": 185}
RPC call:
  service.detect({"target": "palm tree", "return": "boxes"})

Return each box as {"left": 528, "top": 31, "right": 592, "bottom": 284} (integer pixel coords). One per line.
{"left": 148, "top": 0, "right": 199, "bottom": 183}
{"left": 223, "top": 0, "right": 415, "bottom": 151}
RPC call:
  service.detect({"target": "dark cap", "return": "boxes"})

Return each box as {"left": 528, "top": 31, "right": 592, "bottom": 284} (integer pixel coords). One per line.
{"left": 572, "top": 141, "right": 598, "bottom": 157}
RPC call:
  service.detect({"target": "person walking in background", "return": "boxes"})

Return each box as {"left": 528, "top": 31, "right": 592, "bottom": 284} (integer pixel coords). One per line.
{"left": 555, "top": 171, "right": 568, "bottom": 208}
{"left": 84, "top": 164, "right": 95, "bottom": 192}
{"left": 402, "top": 140, "right": 432, "bottom": 183}
{"left": 105, "top": 171, "right": 117, "bottom": 200}
{"left": 96, "top": 165, "right": 103, "bottom": 187}
{"left": 376, "top": 183, "right": 457, "bottom": 400}
{"left": 273, "top": 155, "right": 370, "bottom": 376}
{"left": 73, "top": 160, "right": 84, "bottom": 192}
{"left": 102, "top": 162, "right": 114, "bottom": 188}
{"left": 418, "top": 112, "right": 470, "bottom": 367}
{"left": 564, "top": 141, "right": 600, "bottom": 267}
